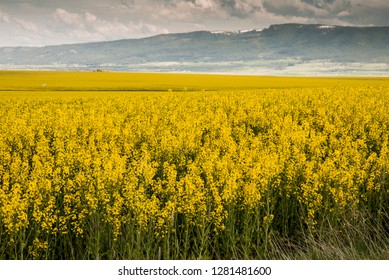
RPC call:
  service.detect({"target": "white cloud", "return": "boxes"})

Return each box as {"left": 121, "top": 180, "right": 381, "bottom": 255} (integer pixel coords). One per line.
{"left": 154, "top": 0, "right": 227, "bottom": 21}
{"left": 337, "top": 10, "right": 351, "bottom": 17}
{"left": 52, "top": 8, "right": 168, "bottom": 42}
{"left": 85, "top": 12, "right": 97, "bottom": 23}
{"left": 234, "top": 0, "right": 263, "bottom": 13}
{"left": 15, "top": 18, "right": 38, "bottom": 32}
{"left": 0, "top": 9, "right": 37, "bottom": 32}
{"left": 54, "top": 8, "right": 83, "bottom": 26}
{"left": 195, "top": 0, "right": 217, "bottom": 9}
{"left": 0, "top": 9, "right": 10, "bottom": 23}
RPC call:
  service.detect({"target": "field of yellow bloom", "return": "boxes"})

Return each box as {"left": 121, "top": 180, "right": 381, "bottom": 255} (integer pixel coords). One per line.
{"left": 0, "top": 71, "right": 388, "bottom": 259}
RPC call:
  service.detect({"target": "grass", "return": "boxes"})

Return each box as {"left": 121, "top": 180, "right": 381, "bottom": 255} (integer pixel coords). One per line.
{"left": 269, "top": 209, "right": 389, "bottom": 260}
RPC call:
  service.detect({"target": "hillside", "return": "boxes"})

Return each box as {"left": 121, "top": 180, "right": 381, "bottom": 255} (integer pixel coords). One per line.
{"left": 1, "top": 23, "right": 388, "bottom": 75}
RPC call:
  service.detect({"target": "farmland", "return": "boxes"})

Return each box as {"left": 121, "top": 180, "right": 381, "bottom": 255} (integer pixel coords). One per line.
{"left": 0, "top": 71, "right": 388, "bottom": 259}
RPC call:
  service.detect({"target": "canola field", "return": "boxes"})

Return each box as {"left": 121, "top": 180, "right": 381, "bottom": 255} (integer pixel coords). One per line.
{"left": 0, "top": 71, "right": 388, "bottom": 259}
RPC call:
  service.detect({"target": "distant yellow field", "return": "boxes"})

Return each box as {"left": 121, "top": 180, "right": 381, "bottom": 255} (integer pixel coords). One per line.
{"left": 0, "top": 71, "right": 388, "bottom": 259}
{"left": 1, "top": 70, "right": 389, "bottom": 92}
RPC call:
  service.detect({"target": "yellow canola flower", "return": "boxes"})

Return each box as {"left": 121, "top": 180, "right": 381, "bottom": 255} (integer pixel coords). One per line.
{"left": 0, "top": 72, "right": 388, "bottom": 258}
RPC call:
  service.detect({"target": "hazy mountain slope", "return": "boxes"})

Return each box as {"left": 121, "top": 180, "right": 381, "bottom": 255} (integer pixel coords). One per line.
{"left": 1, "top": 23, "right": 388, "bottom": 74}
{"left": 260, "top": 24, "right": 389, "bottom": 62}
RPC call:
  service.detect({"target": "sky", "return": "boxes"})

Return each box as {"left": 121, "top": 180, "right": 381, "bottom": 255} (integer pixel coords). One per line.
{"left": 0, "top": 0, "right": 388, "bottom": 47}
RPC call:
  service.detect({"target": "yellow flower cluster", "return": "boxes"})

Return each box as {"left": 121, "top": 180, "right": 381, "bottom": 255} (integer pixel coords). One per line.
{"left": 0, "top": 80, "right": 388, "bottom": 258}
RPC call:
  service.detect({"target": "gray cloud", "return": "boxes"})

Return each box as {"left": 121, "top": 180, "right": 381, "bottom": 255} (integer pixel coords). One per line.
{"left": 219, "top": 0, "right": 263, "bottom": 18}
{"left": 342, "top": 0, "right": 389, "bottom": 26}
{"left": 261, "top": 0, "right": 389, "bottom": 25}
{"left": 165, "top": 0, "right": 263, "bottom": 18}
{"left": 263, "top": 0, "right": 333, "bottom": 18}
{"left": 120, "top": 0, "right": 135, "bottom": 9}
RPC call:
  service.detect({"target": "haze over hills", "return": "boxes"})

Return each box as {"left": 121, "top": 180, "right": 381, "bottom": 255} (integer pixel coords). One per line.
{"left": 1, "top": 23, "right": 389, "bottom": 75}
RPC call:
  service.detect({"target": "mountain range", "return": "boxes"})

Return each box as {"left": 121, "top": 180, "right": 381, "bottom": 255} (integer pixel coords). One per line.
{"left": 1, "top": 23, "right": 389, "bottom": 75}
